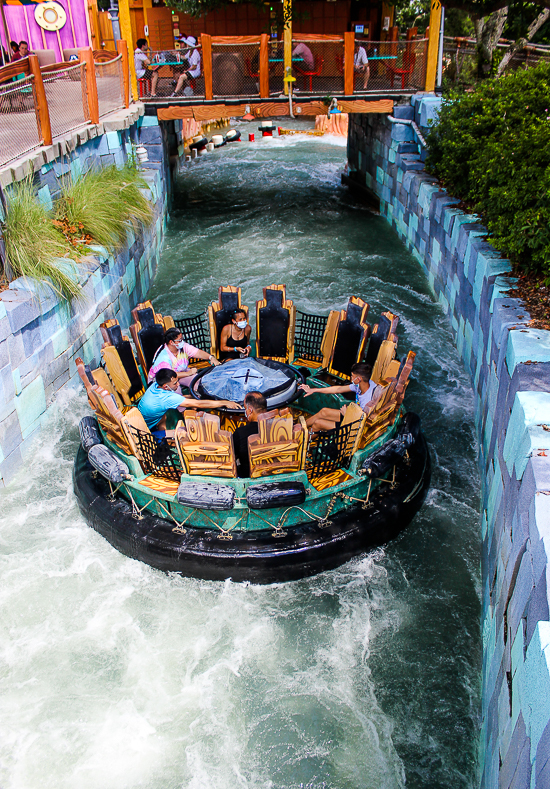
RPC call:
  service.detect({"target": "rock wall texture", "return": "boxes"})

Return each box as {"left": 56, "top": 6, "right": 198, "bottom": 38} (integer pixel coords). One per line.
{"left": 0, "top": 105, "right": 183, "bottom": 486}
{"left": 347, "top": 96, "right": 550, "bottom": 789}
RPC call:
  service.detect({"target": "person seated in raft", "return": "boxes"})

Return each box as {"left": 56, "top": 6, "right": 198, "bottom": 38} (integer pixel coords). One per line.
{"left": 299, "top": 362, "right": 377, "bottom": 433}
{"left": 148, "top": 328, "right": 220, "bottom": 389}
{"left": 139, "top": 368, "right": 240, "bottom": 433}
{"left": 232, "top": 391, "right": 267, "bottom": 477}
{"left": 219, "top": 309, "right": 252, "bottom": 361}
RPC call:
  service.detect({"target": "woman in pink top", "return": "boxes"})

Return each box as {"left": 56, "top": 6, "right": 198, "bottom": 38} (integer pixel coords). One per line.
{"left": 148, "top": 327, "right": 220, "bottom": 388}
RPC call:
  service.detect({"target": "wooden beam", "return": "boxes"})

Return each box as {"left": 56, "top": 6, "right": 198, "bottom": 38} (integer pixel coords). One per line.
{"left": 344, "top": 31, "right": 354, "bottom": 96}
{"left": 28, "top": 54, "right": 52, "bottom": 146}
{"left": 117, "top": 0, "right": 136, "bottom": 100}
{"left": 425, "top": 0, "right": 442, "bottom": 91}
{"left": 259, "top": 33, "right": 269, "bottom": 99}
{"left": 201, "top": 33, "right": 213, "bottom": 101}
{"left": 116, "top": 39, "right": 130, "bottom": 107}
{"left": 79, "top": 47, "right": 99, "bottom": 124}
{"left": 283, "top": 0, "right": 292, "bottom": 96}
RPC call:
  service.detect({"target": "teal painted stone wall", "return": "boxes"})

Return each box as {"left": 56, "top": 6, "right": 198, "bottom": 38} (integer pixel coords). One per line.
{"left": 0, "top": 107, "right": 184, "bottom": 485}
{"left": 347, "top": 98, "right": 550, "bottom": 789}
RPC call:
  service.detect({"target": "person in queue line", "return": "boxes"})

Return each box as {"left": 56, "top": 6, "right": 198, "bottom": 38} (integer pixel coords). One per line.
{"left": 134, "top": 38, "right": 159, "bottom": 97}
{"left": 171, "top": 35, "right": 201, "bottom": 97}
{"left": 291, "top": 41, "right": 314, "bottom": 70}
{"left": 139, "top": 368, "right": 240, "bottom": 433}
{"left": 148, "top": 327, "right": 220, "bottom": 389}
{"left": 9, "top": 41, "right": 19, "bottom": 61}
{"left": 354, "top": 44, "right": 370, "bottom": 89}
{"left": 219, "top": 309, "right": 252, "bottom": 361}
{"left": 299, "top": 362, "right": 377, "bottom": 433}
{"left": 232, "top": 391, "right": 267, "bottom": 477}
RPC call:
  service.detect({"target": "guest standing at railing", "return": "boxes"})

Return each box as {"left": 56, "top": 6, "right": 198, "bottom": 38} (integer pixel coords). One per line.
{"left": 171, "top": 36, "right": 201, "bottom": 97}
{"left": 135, "top": 38, "right": 159, "bottom": 97}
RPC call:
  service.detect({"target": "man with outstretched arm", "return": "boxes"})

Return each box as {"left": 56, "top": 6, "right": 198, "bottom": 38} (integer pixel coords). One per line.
{"left": 299, "top": 362, "right": 377, "bottom": 433}
{"left": 139, "top": 368, "right": 239, "bottom": 433}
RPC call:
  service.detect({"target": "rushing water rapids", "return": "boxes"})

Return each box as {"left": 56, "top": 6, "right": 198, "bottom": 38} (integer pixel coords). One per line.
{"left": 0, "top": 126, "right": 480, "bottom": 789}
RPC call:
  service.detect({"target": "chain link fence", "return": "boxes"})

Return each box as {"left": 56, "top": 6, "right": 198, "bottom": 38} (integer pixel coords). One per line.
{"left": 212, "top": 41, "right": 261, "bottom": 98}
{"left": 143, "top": 49, "right": 205, "bottom": 99}
{"left": 0, "top": 75, "right": 40, "bottom": 167}
{"left": 442, "top": 38, "right": 550, "bottom": 87}
{"left": 95, "top": 54, "right": 124, "bottom": 117}
{"left": 359, "top": 38, "right": 428, "bottom": 93}
{"left": 43, "top": 62, "right": 88, "bottom": 139}
{"left": 289, "top": 38, "right": 344, "bottom": 96}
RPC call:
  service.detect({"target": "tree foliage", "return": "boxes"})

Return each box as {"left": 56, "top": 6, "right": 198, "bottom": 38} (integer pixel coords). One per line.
{"left": 426, "top": 62, "right": 550, "bottom": 275}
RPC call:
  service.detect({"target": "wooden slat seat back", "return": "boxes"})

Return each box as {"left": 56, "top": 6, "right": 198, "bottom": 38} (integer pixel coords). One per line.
{"left": 247, "top": 411, "right": 308, "bottom": 478}
{"left": 129, "top": 300, "right": 168, "bottom": 374}
{"left": 360, "top": 351, "right": 416, "bottom": 447}
{"left": 255, "top": 284, "right": 296, "bottom": 363}
{"left": 365, "top": 311, "right": 399, "bottom": 370}
{"left": 341, "top": 402, "right": 367, "bottom": 456}
{"left": 175, "top": 410, "right": 237, "bottom": 477}
{"left": 293, "top": 310, "right": 329, "bottom": 368}
{"left": 371, "top": 340, "right": 398, "bottom": 385}
{"left": 208, "top": 286, "right": 249, "bottom": 358}
{"left": 76, "top": 356, "right": 124, "bottom": 410}
{"left": 322, "top": 297, "right": 370, "bottom": 380}
{"left": 100, "top": 319, "right": 146, "bottom": 406}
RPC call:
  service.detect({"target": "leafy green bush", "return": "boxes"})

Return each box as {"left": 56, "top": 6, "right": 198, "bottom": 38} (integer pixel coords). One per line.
{"left": 425, "top": 62, "right": 550, "bottom": 276}
{"left": 2, "top": 179, "right": 81, "bottom": 302}
{"left": 55, "top": 163, "right": 153, "bottom": 253}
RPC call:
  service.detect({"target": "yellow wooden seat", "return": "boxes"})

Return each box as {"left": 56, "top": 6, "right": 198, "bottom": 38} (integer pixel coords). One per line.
{"left": 255, "top": 284, "right": 296, "bottom": 363}
{"left": 207, "top": 286, "right": 249, "bottom": 359}
{"left": 319, "top": 296, "right": 370, "bottom": 380}
{"left": 175, "top": 410, "right": 237, "bottom": 478}
{"left": 247, "top": 410, "right": 308, "bottom": 478}
{"left": 100, "top": 319, "right": 146, "bottom": 407}
{"left": 360, "top": 351, "right": 416, "bottom": 447}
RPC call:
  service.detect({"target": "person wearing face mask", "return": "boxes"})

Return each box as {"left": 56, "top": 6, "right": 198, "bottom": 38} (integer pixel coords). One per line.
{"left": 148, "top": 327, "right": 219, "bottom": 388}
{"left": 298, "top": 362, "right": 377, "bottom": 433}
{"left": 232, "top": 391, "right": 267, "bottom": 477}
{"left": 139, "top": 368, "right": 239, "bottom": 434}
{"left": 219, "top": 309, "right": 252, "bottom": 361}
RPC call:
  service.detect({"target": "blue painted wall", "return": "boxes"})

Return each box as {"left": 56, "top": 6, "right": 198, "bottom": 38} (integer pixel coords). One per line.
{"left": 347, "top": 97, "right": 550, "bottom": 789}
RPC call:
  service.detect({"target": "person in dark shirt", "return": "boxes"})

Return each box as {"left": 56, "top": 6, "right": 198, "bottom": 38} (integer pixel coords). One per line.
{"left": 233, "top": 391, "right": 267, "bottom": 477}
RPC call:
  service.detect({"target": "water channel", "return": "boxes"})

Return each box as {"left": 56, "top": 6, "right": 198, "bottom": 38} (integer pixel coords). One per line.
{"left": 0, "top": 126, "right": 480, "bottom": 788}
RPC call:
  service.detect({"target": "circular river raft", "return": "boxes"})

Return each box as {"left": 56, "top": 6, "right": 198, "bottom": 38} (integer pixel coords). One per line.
{"left": 73, "top": 413, "right": 431, "bottom": 584}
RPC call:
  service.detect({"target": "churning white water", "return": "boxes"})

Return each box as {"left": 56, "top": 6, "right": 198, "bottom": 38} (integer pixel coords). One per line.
{"left": 0, "top": 125, "right": 480, "bottom": 788}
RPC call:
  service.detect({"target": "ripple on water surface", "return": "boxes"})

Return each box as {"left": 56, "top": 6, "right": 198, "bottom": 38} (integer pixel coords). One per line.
{"left": 0, "top": 129, "right": 480, "bottom": 789}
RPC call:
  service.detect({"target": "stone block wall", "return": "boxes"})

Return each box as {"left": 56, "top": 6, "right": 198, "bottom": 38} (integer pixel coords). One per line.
{"left": 347, "top": 97, "right": 550, "bottom": 789}
{"left": 0, "top": 105, "right": 185, "bottom": 485}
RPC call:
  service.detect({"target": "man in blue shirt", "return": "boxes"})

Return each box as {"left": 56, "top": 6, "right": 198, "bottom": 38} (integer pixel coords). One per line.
{"left": 139, "top": 368, "right": 239, "bottom": 431}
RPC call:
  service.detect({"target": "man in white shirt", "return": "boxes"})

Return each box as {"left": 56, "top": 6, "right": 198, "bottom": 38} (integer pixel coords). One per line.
{"left": 299, "top": 362, "right": 378, "bottom": 433}
{"left": 134, "top": 38, "right": 159, "bottom": 97}
{"left": 172, "top": 35, "right": 201, "bottom": 97}
{"left": 354, "top": 45, "right": 370, "bottom": 89}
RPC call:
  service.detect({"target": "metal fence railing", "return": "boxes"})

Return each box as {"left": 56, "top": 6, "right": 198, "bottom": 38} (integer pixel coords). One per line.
{"left": 42, "top": 62, "right": 88, "bottom": 139}
{"left": 442, "top": 38, "right": 550, "bottom": 86}
{"left": 0, "top": 74, "right": 40, "bottom": 167}
{"left": 95, "top": 54, "right": 124, "bottom": 117}
{"left": 211, "top": 41, "right": 261, "bottom": 98}
{"left": 289, "top": 38, "right": 345, "bottom": 96}
{"left": 361, "top": 39, "right": 429, "bottom": 93}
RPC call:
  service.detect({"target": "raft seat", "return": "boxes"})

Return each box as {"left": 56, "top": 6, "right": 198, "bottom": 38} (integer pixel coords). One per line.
{"left": 315, "top": 297, "right": 371, "bottom": 383}
{"left": 130, "top": 301, "right": 170, "bottom": 375}
{"left": 293, "top": 310, "right": 328, "bottom": 369}
{"left": 305, "top": 403, "right": 365, "bottom": 489}
{"left": 360, "top": 351, "right": 416, "bottom": 447}
{"left": 100, "top": 320, "right": 146, "bottom": 407}
{"left": 247, "top": 411, "right": 308, "bottom": 479}
{"left": 175, "top": 410, "right": 237, "bottom": 478}
{"left": 127, "top": 425, "right": 183, "bottom": 482}
{"left": 255, "top": 284, "right": 296, "bottom": 363}
{"left": 365, "top": 311, "right": 399, "bottom": 371}
{"left": 171, "top": 312, "right": 212, "bottom": 370}
{"left": 207, "top": 286, "right": 249, "bottom": 359}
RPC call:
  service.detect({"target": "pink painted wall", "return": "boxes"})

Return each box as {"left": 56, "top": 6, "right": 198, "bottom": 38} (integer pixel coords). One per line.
{"left": 1, "top": 0, "right": 91, "bottom": 62}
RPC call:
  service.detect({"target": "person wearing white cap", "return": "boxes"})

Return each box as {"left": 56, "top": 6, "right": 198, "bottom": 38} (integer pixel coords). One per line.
{"left": 172, "top": 35, "right": 201, "bottom": 96}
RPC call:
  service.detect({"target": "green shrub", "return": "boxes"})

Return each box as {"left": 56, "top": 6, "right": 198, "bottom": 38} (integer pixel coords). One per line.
{"left": 425, "top": 62, "right": 550, "bottom": 276}
{"left": 55, "top": 163, "right": 154, "bottom": 253}
{"left": 2, "top": 179, "right": 81, "bottom": 302}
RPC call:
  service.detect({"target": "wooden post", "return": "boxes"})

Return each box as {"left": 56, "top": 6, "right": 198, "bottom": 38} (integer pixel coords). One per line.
{"left": 259, "top": 33, "right": 269, "bottom": 99}
{"left": 28, "top": 54, "right": 52, "bottom": 146}
{"left": 117, "top": 0, "right": 136, "bottom": 101}
{"left": 116, "top": 38, "right": 130, "bottom": 106}
{"left": 425, "top": 0, "right": 442, "bottom": 90}
{"left": 201, "top": 33, "right": 213, "bottom": 101}
{"left": 79, "top": 47, "right": 99, "bottom": 124}
{"left": 283, "top": 0, "right": 292, "bottom": 96}
{"left": 344, "top": 31, "right": 354, "bottom": 95}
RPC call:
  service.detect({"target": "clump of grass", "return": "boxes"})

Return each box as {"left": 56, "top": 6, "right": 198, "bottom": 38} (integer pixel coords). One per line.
{"left": 55, "top": 163, "right": 154, "bottom": 253}
{"left": 2, "top": 179, "right": 81, "bottom": 302}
